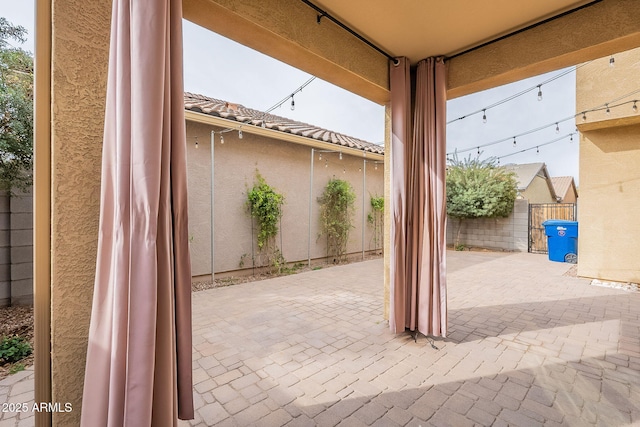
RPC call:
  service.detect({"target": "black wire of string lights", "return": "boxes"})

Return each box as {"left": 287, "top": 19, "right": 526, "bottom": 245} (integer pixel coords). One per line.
{"left": 446, "top": 63, "right": 592, "bottom": 125}
{"left": 208, "top": 76, "right": 318, "bottom": 144}
{"left": 493, "top": 133, "right": 576, "bottom": 165}
{"left": 447, "top": 88, "right": 640, "bottom": 157}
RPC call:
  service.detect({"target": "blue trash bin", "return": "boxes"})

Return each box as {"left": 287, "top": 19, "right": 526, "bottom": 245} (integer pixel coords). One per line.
{"left": 542, "top": 220, "right": 578, "bottom": 263}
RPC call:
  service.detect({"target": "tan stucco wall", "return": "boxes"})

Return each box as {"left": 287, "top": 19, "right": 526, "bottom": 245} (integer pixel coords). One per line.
{"left": 186, "top": 121, "right": 384, "bottom": 276}
{"left": 49, "top": 0, "right": 111, "bottom": 425}
{"left": 577, "top": 126, "right": 640, "bottom": 283}
{"left": 521, "top": 176, "right": 555, "bottom": 204}
{"left": 561, "top": 188, "right": 577, "bottom": 204}
{"left": 576, "top": 48, "right": 640, "bottom": 283}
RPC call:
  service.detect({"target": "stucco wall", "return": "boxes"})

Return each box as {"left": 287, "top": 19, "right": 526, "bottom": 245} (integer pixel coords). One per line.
{"left": 521, "top": 176, "right": 555, "bottom": 203}
{"left": 186, "top": 121, "right": 384, "bottom": 277}
{"left": 576, "top": 47, "right": 640, "bottom": 284}
{"left": 49, "top": 0, "right": 110, "bottom": 424}
{"left": 577, "top": 126, "right": 640, "bottom": 283}
{"left": 446, "top": 199, "right": 529, "bottom": 252}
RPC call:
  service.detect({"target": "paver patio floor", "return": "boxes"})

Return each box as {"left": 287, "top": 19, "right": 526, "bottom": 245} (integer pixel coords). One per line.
{"left": 2, "top": 251, "right": 639, "bottom": 426}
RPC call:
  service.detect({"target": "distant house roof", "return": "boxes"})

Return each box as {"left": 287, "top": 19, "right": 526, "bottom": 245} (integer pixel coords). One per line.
{"left": 503, "top": 162, "right": 558, "bottom": 200}
{"left": 184, "top": 92, "right": 384, "bottom": 155}
{"left": 550, "top": 176, "right": 578, "bottom": 201}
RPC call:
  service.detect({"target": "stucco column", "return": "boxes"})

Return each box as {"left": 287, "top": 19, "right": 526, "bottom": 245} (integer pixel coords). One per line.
{"left": 46, "top": 0, "right": 111, "bottom": 425}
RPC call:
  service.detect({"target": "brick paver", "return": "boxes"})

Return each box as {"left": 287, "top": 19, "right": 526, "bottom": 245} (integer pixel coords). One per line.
{"left": 2, "top": 251, "right": 639, "bottom": 426}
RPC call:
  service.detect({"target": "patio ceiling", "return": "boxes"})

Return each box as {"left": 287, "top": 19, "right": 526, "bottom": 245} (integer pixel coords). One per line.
{"left": 310, "top": 0, "right": 598, "bottom": 63}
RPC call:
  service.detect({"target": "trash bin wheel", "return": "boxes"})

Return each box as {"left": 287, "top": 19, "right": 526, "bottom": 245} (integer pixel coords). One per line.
{"left": 565, "top": 253, "right": 577, "bottom": 264}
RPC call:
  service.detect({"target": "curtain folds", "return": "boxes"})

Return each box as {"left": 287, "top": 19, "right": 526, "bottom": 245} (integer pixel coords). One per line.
{"left": 81, "top": 0, "right": 194, "bottom": 425}
{"left": 389, "top": 57, "right": 448, "bottom": 338}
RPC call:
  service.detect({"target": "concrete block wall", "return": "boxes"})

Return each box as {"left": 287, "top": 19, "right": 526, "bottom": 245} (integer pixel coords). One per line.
{"left": 0, "top": 193, "right": 10, "bottom": 306}
{"left": 447, "top": 199, "right": 529, "bottom": 252}
{"left": 0, "top": 189, "right": 34, "bottom": 307}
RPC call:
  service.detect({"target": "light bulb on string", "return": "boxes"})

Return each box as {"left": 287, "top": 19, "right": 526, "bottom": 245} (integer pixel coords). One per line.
{"left": 555, "top": 123, "right": 560, "bottom": 134}
{"left": 609, "top": 55, "right": 615, "bottom": 67}
{"left": 582, "top": 112, "right": 587, "bottom": 122}
{"left": 606, "top": 104, "right": 610, "bottom": 115}
{"left": 537, "top": 85, "right": 543, "bottom": 101}
{"left": 319, "top": 153, "right": 322, "bottom": 160}
{"left": 290, "top": 96, "right": 295, "bottom": 111}
{"left": 513, "top": 137, "right": 517, "bottom": 147}
{"left": 482, "top": 109, "right": 487, "bottom": 124}
{"left": 261, "top": 120, "right": 266, "bottom": 128}
{"left": 343, "top": 168, "right": 346, "bottom": 174}
{"left": 325, "top": 160, "right": 328, "bottom": 168}
{"left": 195, "top": 137, "right": 198, "bottom": 149}
{"left": 375, "top": 163, "right": 378, "bottom": 171}
{"left": 570, "top": 134, "right": 573, "bottom": 143}
{"left": 633, "top": 101, "right": 638, "bottom": 113}
{"left": 220, "top": 134, "right": 224, "bottom": 144}
{"left": 477, "top": 147, "right": 480, "bottom": 155}
{"left": 358, "top": 167, "right": 362, "bottom": 172}
{"left": 339, "top": 152, "right": 343, "bottom": 160}
{"left": 536, "top": 146, "right": 539, "bottom": 154}
{"left": 238, "top": 129, "right": 243, "bottom": 139}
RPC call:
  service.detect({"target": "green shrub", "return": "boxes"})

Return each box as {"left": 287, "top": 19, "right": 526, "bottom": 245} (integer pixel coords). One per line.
{"left": 318, "top": 178, "right": 356, "bottom": 263}
{"left": 0, "top": 335, "right": 32, "bottom": 365}
{"left": 246, "top": 171, "right": 285, "bottom": 273}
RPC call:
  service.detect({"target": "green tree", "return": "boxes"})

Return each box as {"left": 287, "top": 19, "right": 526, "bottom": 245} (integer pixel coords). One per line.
{"left": 0, "top": 18, "right": 33, "bottom": 192}
{"left": 318, "top": 178, "right": 356, "bottom": 263}
{"left": 446, "top": 154, "right": 517, "bottom": 247}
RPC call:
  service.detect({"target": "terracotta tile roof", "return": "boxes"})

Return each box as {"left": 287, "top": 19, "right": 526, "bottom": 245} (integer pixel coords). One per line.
{"left": 550, "top": 176, "right": 577, "bottom": 201}
{"left": 184, "top": 92, "right": 384, "bottom": 155}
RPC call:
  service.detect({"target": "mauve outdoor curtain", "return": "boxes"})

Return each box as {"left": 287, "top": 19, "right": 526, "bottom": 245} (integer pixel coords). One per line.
{"left": 389, "top": 57, "right": 448, "bottom": 338}
{"left": 81, "top": 0, "right": 194, "bottom": 425}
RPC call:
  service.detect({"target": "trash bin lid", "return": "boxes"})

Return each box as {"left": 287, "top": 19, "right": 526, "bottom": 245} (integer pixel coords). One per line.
{"left": 542, "top": 220, "right": 578, "bottom": 226}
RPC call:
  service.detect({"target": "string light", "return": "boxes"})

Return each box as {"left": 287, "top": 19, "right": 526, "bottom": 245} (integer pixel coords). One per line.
{"left": 606, "top": 104, "right": 610, "bottom": 115}
{"left": 238, "top": 128, "right": 243, "bottom": 139}
{"left": 342, "top": 168, "right": 346, "bottom": 174}
{"left": 290, "top": 96, "right": 295, "bottom": 111}
{"left": 447, "top": 90, "right": 640, "bottom": 157}
{"left": 537, "top": 85, "right": 543, "bottom": 101}
{"left": 477, "top": 147, "right": 480, "bottom": 155}
{"left": 325, "top": 160, "right": 328, "bottom": 168}
{"left": 447, "top": 64, "right": 590, "bottom": 125}
{"left": 536, "top": 146, "right": 539, "bottom": 154}
{"left": 496, "top": 133, "right": 575, "bottom": 162}
{"left": 482, "top": 109, "right": 487, "bottom": 124}
{"left": 220, "top": 134, "right": 224, "bottom": 144}
{"left": 609, "top": 55, "right": 615, "bottom": 67}
{"left": 513, "top": 137, "right": 517, "bottom": 147}
{"left": 195, "top": 137, "right": 198, "bottom": 149}
{"left": 339, "top": 152, "right": 343, "bottom": 160}
{"left": 570, "top": 134, "right": 573, "bottom": 143}
{"left": 319, "top": 153, "right": 322, "bottom": 160}
{"left": 555, "top": 123, "right": 560, "bottom": 134}
{"left": 375, "top": 163, "right": 378, "bottom": 170}
{"left": 633, "top": 101, "right": 638, "bottom": 112}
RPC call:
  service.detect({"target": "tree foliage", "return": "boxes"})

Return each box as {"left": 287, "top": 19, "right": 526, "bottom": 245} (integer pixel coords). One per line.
{"left": 446, "top": 154, "right": 517, "bottom": 219}
{"left": 0, "top": 18, "right": 33, "bottom": 192}
{"left": 318, "top": 178, "right": 356, "bottom": 263}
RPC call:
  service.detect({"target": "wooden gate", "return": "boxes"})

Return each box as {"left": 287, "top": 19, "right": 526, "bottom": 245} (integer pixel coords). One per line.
{"left": 528, "top": 203, "right": 577, "bottom": 253}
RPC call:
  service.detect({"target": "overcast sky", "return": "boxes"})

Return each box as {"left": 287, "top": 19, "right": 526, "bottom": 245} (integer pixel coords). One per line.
{"left": 2, "top": 2, "right": 581, "bottom": 182}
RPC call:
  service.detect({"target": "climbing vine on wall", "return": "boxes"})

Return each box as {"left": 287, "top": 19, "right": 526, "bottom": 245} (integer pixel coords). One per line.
{"left": 246, "top": 171, "right": 285, "bottom": 273}
{"left": 367, "top": 195, "right": 384, "bottom": 253}
{"left": 318, "top": 178, "right": 356, "bottom": 263}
